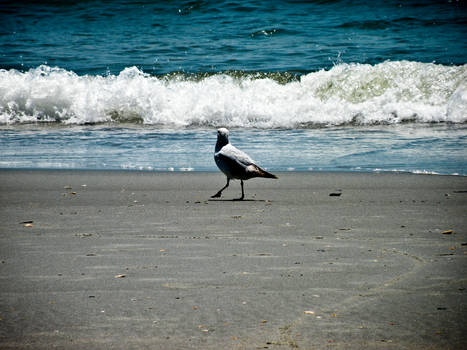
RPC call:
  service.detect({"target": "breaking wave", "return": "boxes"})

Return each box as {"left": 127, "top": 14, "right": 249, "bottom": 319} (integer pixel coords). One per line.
{"left": 0, "top": 61, "right": 466, "bottom": 127}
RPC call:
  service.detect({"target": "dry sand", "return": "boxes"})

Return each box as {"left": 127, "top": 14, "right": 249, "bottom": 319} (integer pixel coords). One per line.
{"left": 0, "top": 170, "right": 466, "bottom": 349}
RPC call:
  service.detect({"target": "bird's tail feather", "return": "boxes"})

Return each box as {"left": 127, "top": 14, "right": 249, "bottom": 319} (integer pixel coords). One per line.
{"left": 258, "top": 167, "right": 278, "bottom": 179}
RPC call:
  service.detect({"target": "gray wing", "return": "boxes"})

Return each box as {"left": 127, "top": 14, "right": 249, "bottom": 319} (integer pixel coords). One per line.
{"left": 215, "top": 144, "right": 257, "bottom": 179}
{"left": 219, "top": 144, "right": 255, "bottom": 166}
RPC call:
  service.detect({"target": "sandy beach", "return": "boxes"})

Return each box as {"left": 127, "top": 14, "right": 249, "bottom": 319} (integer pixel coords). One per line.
{"left": 0, "top": 170, "right": 466, "bottom": 349}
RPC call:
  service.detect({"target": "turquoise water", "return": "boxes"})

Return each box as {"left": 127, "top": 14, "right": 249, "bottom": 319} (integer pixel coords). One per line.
{"left": 1, "top": 125, "right": 465, "bottom": 175}
{"left": 0, "top": 1, "right": 466, "bottom": 174}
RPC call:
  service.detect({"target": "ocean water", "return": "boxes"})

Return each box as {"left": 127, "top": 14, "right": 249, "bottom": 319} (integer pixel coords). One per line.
{"left": 0, "top": 1, "right": 466, "bottom": 175}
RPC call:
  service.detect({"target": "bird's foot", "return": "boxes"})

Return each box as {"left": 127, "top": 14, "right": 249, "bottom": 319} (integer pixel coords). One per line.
{"left": 233, "top": 196, "right": 244, "bottom": 201}
{"left": 211, "top": 192, "right": 222, "bottom": 198}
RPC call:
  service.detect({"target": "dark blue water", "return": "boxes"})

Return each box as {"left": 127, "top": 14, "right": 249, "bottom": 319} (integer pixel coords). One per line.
{"left": 2, "top": 1, "right": 466, "bottom": 75}
{"left": 0, "top": 1, "right": 466, "bottom": 174}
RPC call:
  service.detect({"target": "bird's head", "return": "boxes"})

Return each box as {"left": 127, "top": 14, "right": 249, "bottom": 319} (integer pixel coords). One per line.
{"left": 216, "top": 128, "right": 230, "bottom": 146}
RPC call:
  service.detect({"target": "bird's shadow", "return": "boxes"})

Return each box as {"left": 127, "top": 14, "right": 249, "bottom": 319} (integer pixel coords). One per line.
{"left": 208, "top": 198, "right": 268, "bottom": 202}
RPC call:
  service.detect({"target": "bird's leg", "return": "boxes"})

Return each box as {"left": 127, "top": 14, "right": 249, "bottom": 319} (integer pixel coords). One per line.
{"left": 234, "top": 180, "right": 245, "bottom": 201}
{"left": 211, "top": 178, "right": 229, "bottom": 198}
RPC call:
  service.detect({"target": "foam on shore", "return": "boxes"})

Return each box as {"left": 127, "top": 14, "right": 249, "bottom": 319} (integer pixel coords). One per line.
{"left": 1, "top": 61, "right": 466, "bottom": 127}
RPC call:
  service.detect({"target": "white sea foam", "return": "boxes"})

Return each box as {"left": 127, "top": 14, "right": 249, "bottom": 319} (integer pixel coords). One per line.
{"left": 0, "top": 61, "right": 466, "bottom": 127}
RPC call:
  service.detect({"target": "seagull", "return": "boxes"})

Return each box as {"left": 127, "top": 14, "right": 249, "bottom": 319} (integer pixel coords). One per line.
{"left": 211, "top": 128, "right": 278, "bottom": 200}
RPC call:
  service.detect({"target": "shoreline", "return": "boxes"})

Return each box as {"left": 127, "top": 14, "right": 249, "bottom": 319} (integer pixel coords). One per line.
{"left": 0, "top": 170, "right": 466, "bottom": 349}
{"left": 0, "top": 167, "right": 464, "bottom": 176}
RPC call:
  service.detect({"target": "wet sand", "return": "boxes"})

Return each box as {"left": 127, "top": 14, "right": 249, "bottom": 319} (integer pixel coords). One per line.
{"left": 0, "top": 170, "right": 466, "bottom": 349}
